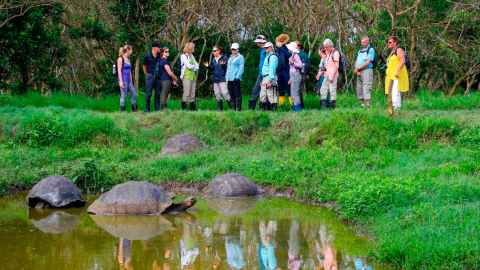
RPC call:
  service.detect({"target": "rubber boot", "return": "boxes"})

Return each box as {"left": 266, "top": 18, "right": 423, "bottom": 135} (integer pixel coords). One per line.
{"left": 146, "top": 99, "right": 151, "bottom": 112}
{"left": 218, "top": 100, "right": 223, "bottom": 111}
{"left": 121, "top": 106, "right": 126, "bottom": 112}
{"left": 293, "top": 104, "right": 301, "bottom": 112}
{"left": 131, "top": 105, "right": 138, "bottom": 112}
{"left": 259, "top": 102, "right": 266, "bottom": 111}
{"left": 154, "top": 97, "right": 160, "bottom": 112}
{"left": 329, "top": 100, "right": 336, "bottom": 109}
{"left": 161, "top": 104, "right": 167, "bottom": 110}
{"left": 190, "top": 102, "right": 196, "bottom": 111}
{"left": 279, "top": 96, "right": 286, "bottom": 106}
{"left": 320, "top": 100, "right": 328, "bottom": 109}
{"left": 236, "top": 98, "right": 242, "bottom": 111}
{"left": 248, "top": 100, "right": 257, "bottom": 110}
{"left": 271, "top": 103, "right": 278, "bottom": 112}
{"left": 300, "top": 96, "right": 305, "bottom": 109}
{"left": 288, "top": 97, "right": 293, "bottom": 107}
{"left": 229, "top": 100, "right": 236, "bottom": 110}
{"left": 181, "top": 102, "right": 188, "bottom": 110}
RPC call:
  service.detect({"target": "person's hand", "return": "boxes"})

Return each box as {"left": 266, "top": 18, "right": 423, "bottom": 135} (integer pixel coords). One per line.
{"left": 356, "top": 71, "right": 361, "bottom": 76}
{"left": 260, "top": 81, "right": 263, "bottom": 87}
{"left": 267, "top": 82, "right": 272, "bottom": 88}
{"left": 395, "top": 70, "right": 400, "bottom": 78}
{"left": 203, "top": 61, "right": 209, "bottom": 67}
{"left": 329, "top": 78, "right": 334, "bottom": 83}
{"left": 306, "top": 75, "right": 309, "bottom": 79}
{"left": 289, "top": 57, "right": 294, "bottom": 63}
{"left": 288, "top": 79, "right": 291, "bottom": 85}
{"left": 220, "top": 61, "right": 226, "bottom": 65}
{"left": 119, "top": 81, "right": 124, "bottom": 88}
{"left": 276, "top": 41, "right": 282, "bottom": 48}
{"left": 316, "top": 75, "right": 320, "bottom": 80}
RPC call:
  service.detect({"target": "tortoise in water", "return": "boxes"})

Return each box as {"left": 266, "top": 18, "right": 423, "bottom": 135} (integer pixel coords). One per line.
{"left": 26, "top": 176, "right": 86, "bottom": 209}
{"left": 158, "top": 133, "right": 207, "bottom": 157}
{"left": 203, "top": 173, "right": 259, "bottom": 197}
{"left": 87, "top": 181, "right": 196, "bottom": 215}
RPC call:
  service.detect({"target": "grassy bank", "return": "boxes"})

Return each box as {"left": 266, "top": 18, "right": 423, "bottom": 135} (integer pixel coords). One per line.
{"left": 1, "top": 92, "right": 480, "bottom": 269}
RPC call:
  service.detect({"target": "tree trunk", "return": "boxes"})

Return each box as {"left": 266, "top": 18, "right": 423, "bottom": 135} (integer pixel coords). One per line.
{"left": 134, "top": 54, "right": 140, "bottom": 94}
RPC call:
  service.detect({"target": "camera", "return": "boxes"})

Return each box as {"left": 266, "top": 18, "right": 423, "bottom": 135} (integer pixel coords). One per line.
{"left": 380, "top": 65, "right": 387, "bottom": 71}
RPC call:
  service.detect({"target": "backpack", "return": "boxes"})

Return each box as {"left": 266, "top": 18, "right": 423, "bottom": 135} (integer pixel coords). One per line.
{"left": 267, "top": 52, "right": 285, "bottom": 74}
{"left": 394, "top": 47, "right": 411, "bottom": 71}
{"left": 177, "top": 53, "right": 187, "bottom": 70}
{"left": 294, "top": 53, "right": 307, "bottom": 74}
{"left": 154, "top": 59, "right": 162, "bottom": 79}
{"left": 359, "top": 47, "right": 377, "bottom": 69}
{"left": 331, "top": 49, "right": 346, "bottom": 73}
{"left": 112, "top": 56, "right": 124, "bottom": 76}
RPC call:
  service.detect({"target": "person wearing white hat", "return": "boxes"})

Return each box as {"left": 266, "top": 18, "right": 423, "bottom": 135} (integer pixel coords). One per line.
{"left": 286, "top": 42, "right": 304, "bottom": 111}
{"left": 259, "top": 42, "right": 279, "bottom": 111}
{"left": 226, "top": 43, "right": 245, "bottom": 111}
{"left": 248, "top": 35, "right": 268, "bottom": 110}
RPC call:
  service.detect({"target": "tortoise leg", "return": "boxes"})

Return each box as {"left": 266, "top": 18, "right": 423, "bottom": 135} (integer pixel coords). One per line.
{"left": 35, "top": 201, "right": 45, "bottom": 209}
{"left": 163, "top": 197, "right": 197, "bottom": 214}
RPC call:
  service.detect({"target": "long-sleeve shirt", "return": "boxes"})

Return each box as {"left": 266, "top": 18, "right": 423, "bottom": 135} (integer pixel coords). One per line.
{"left": 258, "top": 47, "right": 266, "bottom": 76}
{"left": 226, "top": 53, "right": 245, "bottom": 81}
{"left": 289, "top": 53, "right": 304, "bottom": 73}
{"left": 180, "top": 53, "right": 199, "bottom": 79}
{"left": 262, "top": 51, "right": 278, "bottom": 82}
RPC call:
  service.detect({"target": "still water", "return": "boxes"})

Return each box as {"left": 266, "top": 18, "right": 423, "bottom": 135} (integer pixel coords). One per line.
{"left": 0, "top": 193, "right": 389, "bottom": 270}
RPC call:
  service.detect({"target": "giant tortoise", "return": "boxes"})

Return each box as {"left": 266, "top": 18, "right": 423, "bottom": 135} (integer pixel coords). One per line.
{"left": 87, "top": 181, "right": 196, "bottom": 215}
{"left": 26, "top": 176, "right": 86, "bottom": 209}
{"left": 203, "top": 173, "right": 259, "bottom": 197}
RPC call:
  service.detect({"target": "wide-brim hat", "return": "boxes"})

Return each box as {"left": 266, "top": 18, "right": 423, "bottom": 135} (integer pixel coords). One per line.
{"left": 230, "top": 43, "right": 240, "bottom": 50}
{"left": 264, "top": 42, "right": 274, "bottom": 48}
{"left": 254, "top": 35, "right": 267, "bottom": 43}
{"left": 286, "top": 42, "right": 299, "bottom": 53}
{"left": 275, "top": 34, "right": 290, "bottom": 45}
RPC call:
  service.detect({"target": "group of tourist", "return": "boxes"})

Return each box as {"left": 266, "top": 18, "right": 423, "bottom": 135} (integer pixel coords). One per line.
{"left": 115, "top": 34, "right": 409, "bottom": 112}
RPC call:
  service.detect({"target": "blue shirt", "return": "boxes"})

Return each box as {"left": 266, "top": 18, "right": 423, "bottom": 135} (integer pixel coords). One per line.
{"left": 226, "top": 53, "right": 245, "bottom": 81}
{"left": 158, "top": 58, "right": 172, "bottom": 81}
{"left": 356, "top": 45, "right": 375, "bottom": 70}
{"left": 143, "top": 52, "right": 161, "bottom": 75}
{"left": 258, "top": 47, "right": 266, "bottom": 76}
{"left": 262, "top": 52, "right": 278, "bottom": 82}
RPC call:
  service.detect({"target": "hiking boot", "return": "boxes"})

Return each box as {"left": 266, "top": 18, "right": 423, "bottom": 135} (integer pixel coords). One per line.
{"left": 320, "top": 100, "right": 328, "bottom": 109}
{"left": 218, "top": 100, "right": 223, "bottom": 111}
{"left": 181, "top": 102, "right": 188, "bottom": 110}
{"left": 300, "top": 96, "right": 305, "bottom": 109}
{"left": 329, "top": 100, "right": 336, "bottom": 109}
{"left": 229, "top": 100, "right": 236, "bottom": 110}
{"left": 131, "top": 105, "right": 138, "bottom": 112}
{"left": 154, "top": 97, "right": 160, "bottom": 111}
{"left": 259, "top": 102, "right": 266, "bottom": 111}
{"left": 293, "top": 104, "right": 301, "bottom": 112}
{"left": 121, "top": 106, "right": 126, "bottom": 112}
{"left": 190, "top": 102, "right": 196, "bottom": 111}
{"left": 236, "top": 98, "right": 242, "bottom": 111}
{"left": 248, "top": 100, "right": 257, "bottom": 110}
{"left": 271, "top": 103, "right": 278, "bottom": 112}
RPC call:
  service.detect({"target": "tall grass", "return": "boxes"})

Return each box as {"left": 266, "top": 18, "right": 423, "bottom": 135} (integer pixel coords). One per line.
{"left": 1, "top": 93, "right": 480, "bottom": 268}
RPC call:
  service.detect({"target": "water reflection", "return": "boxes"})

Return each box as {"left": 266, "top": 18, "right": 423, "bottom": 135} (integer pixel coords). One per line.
{"left": 204, "top": 196, "right": 260, "bottom": 216}
{"left": 28, "top": 208, "right": 81, "bottom": 234}
{"left": 0, "top": 194, "right": 390, "bottom": 269}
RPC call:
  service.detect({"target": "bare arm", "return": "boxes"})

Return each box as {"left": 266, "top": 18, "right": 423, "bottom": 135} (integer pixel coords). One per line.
{"left": 142, "top": 65, "right": 147, "bottom": 76}
{"left": 165, "top": 65, "right": 177, "bottom": 83}
{"left": 117, "top": 58, "right": 123, "bottom": 86}
{"left": 396, "top": 48, "right": 406, "bottom": 72}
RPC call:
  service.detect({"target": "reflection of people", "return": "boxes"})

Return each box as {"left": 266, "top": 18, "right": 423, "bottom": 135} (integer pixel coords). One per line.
{"left": 354, "top": 257, "right": 373, "bottom": 270}
{"left": 288, "top": 220, "right": 302, "bottom": 270}
{"left": 181, "top": 219, "right": 199, "bottom": 269}
{"left": 317, "top": 225, "right": 338, "bottom": 270}
{"left": 259, "top": 220, "right": 279, "bottom": 270}
{"left": 118, "top": 238, "right": 134, "bottom": 270}
{"left": 226, "top": 236, "right": 244, "bottom": 269}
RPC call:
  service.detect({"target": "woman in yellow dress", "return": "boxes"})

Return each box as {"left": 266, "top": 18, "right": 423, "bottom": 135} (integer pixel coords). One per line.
{"left": 385, "top": 36, "right": 409, "bottom": 109}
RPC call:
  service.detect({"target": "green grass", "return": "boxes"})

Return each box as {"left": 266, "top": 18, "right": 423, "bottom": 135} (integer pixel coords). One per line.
{"left": 1, "top": 91, "right": 480, "bottom": 268}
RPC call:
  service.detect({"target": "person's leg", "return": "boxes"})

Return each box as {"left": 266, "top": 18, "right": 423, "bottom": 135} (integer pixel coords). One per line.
{"left": 363, "top": 68, "right": 373, "bottom": 107}
{"left": 284, "top": 71, "right": 291, "bottom": 102}
{"left": 277, "top": 73, "right": 286, "bottom": 105}
{"left": 127, "top": 82, "right": 137, "bottom": 112}
{"left": 259, "top": 77, "right": 268, "bottom": 110}
{"left": 329, "top": 77, "right": 338, "bottom": 109}
{"left": 219, "top": 82, "right": 231, "bottom": 101}
{"left": 120, "top": 82, "right": 127, "bottom": 111}
{"left": 299, "top": 76, "right": 306, "bottom": 109}
{"left": 213, "top": 83, "right": 222, "bottom": 100}
{"left": 228, "top": 81, "right": 236, "bottom": 110}
{"left": 160, "top": 81, "right": 171, "bottom": 109}
{"left": 251, "top": 75, "right": 262, "bottom": 102}
{"left": 182, "top": 77, "right": 191, "bottom": 110}
{"left": 356, "top": 74, "right": 365, "bottom": 107}
{"left": 392, "top": 80, "right": 401, "bottom": 109}
{"left": 189, "top": 80, "right": 196, "bottom": 110}
{"left": 270, "top": 76, "right": 279, "bottom": 111}
{"left": 145, "top": 74, "right": 155, "bottom": 112}
{"left": 233, "top": 79, "right": 242, "bottom": 111}
{"left": 154, "top": 78, "right": 162, "bottom": 111}
{"left": 320, "top": 76, "right": 330, "bottom": 108}
{"left": 290, "top": 72, "right": 302, "bottom": 108}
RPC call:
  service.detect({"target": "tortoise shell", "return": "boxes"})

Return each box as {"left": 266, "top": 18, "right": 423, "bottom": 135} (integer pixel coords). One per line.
{"left": 26, "top": 176, "right": 86, "bottom": 208}
{"left": 203, "top": 173, "right": 259, "bottom": 197}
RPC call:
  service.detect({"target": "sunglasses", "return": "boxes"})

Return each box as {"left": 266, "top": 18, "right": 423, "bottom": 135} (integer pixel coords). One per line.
{"left": 164, "top": 51, "right": 170, "bottom": 53}
{"left": 231, "top": 48, "right": 238, "bottom": 50}
{"left": 212, "top": 50, "right": 218, "bottom": 52}
{"left": 387, "top": 41, "right": 394, "bottom": 44}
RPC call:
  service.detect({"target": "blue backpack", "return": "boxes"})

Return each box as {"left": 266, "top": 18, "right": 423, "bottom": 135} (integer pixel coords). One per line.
{"left": 394, "top": 47, "right": 411, "bottom": 71}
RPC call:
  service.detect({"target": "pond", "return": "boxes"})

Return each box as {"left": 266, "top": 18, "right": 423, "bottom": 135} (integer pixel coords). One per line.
{"left": 0, "top": 193, "right": 391, "bottom": 270}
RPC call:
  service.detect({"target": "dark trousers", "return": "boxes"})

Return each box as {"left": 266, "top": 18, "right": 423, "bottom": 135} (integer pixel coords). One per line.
{"left": 160, "top": 80, "right": 171, "bottom": 108}
{"left": 145, "top": 73, "right": 161, "bottom": 102}
{"left": 228, "top": 79, "right": 242, "bottom": 101}
{"left": 251, "top": 75, "right": 262, "bottom": 101}
{"left": 277, "top": 71, "right": 291, "bottom": 97}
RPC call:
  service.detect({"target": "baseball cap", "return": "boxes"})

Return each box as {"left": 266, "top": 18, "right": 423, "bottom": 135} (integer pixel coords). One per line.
{"left": 254, "top": 35, "right": 267, "bottom": 43}
{"left": 264, "top": 42, "right": 274, "bottom": 48}
{"left": 230, "top": 43, "right": 240, "bottom": 50}
{"left": 151, "top": 41, "right": 162, "bottom": 48}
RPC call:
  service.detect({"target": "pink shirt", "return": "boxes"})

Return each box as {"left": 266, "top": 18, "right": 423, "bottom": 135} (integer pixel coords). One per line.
{"left": 289, "top": 53, "right": 304, "bottom": 73}
{"left": 325, "top": 49, "right": 340, "bottom": 78}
